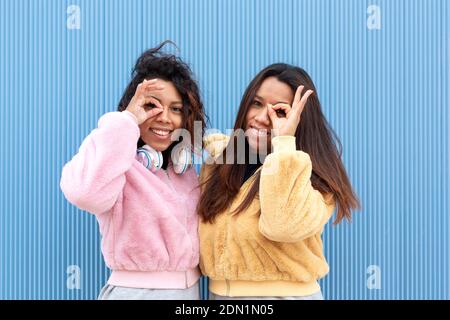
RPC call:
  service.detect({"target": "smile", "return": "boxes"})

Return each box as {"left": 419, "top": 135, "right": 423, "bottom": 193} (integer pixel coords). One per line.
{"left": 249, "top": 126, "right": 270, "bottom": 136}
{"left": 150, "top": 128, "right": 172, "bottom": 137}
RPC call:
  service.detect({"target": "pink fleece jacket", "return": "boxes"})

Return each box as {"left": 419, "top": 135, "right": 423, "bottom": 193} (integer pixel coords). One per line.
{"left": 60, "top": 111, "right": 201, "bottom": 289}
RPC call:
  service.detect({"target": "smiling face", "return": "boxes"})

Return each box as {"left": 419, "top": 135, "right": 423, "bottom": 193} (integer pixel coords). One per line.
{"left": 139, "top": 79, "right": 184, "bottom": 152}
{"left": 245, "top": 76, "right": 294, "bottom": 154}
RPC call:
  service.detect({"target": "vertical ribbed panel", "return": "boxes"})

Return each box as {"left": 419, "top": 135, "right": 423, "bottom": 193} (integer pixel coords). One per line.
{"left": 0, "top": 0, "right": 448, "bottom": 300}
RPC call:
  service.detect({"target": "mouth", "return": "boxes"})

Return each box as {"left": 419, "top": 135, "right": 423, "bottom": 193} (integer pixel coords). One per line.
{"left": 249, "top": 126, "right": 271, "bottom": 137}
{"left": 150, "top": 128, "right": 173, "bottom": 138}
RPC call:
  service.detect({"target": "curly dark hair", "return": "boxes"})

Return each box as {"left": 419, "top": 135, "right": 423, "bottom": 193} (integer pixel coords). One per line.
{"left": 117, "top": 40, "right": 207, "bottom": 152}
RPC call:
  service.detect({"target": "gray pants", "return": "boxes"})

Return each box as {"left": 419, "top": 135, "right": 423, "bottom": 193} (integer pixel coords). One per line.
{"left": 209, "top": 291, "right": 324, "bottom": 300}
{"left": 98, "top": 281, "right": 201, "bottom": 300}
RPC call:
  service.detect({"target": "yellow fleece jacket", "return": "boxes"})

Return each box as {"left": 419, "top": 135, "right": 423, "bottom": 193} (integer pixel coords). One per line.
{"left": 199, "top": 134, "right": 336, "bottom": 297}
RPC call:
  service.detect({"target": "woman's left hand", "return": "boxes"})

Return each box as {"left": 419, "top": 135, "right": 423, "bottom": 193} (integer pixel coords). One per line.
{"left": 268, "top": 85, "right": 314, "bottom": 137}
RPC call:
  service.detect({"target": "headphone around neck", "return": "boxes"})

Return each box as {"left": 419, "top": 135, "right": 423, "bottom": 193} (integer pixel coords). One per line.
{"left": 136, "top": 144, "right": 192, "bottom": 175}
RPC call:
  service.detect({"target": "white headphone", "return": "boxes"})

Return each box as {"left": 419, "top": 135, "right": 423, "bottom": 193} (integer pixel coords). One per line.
{"left": 136, "top": 144, "right": 192, "bottom": 175}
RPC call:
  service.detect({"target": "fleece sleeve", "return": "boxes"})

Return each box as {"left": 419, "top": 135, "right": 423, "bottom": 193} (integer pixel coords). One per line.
{"left": 258, "top": 136, "right": 335, "bottom": 242}
{"left": 60, "top": 111, "right": 140, "bottom": 215}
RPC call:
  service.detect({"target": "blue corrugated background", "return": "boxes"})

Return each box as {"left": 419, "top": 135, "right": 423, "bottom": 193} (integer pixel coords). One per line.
{"left": 0, "top": 0, "right": 448, "bottom": 299}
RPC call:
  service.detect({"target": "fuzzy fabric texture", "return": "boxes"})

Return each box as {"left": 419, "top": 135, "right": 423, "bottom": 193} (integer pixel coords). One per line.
{"left": 199, "top": 134, "right": 336, "bottom": 283}
{"left": 60, "top": 111, "right": 200, "bottom": 272}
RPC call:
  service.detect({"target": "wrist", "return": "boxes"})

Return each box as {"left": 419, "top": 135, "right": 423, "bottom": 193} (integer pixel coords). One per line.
{"left": 272, "top": 128, "right": 295, "bottom": 137}
{"left": 122, "top": 110, "right": 139, "bottom": 125}
{"left": 271, "top": 136, "right": 296, "bottom": 153}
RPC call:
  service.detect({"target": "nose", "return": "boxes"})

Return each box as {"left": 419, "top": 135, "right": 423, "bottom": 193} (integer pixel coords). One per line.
{"left": 254, "top": 105, "right": 271, "bottom": 127}
{"left": 155, "top": 105, "right": 171, "bottom": 124}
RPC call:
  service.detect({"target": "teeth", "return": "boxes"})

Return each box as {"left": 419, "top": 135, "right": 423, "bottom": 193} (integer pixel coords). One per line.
{"left": 252, "top": 128, "right": 270, "bottom": 136}
{"left": 257, "top": 130, "right": 269, "bottom": 136}
{"left": 151, "top": 129, "right": 171, "bottom": 136}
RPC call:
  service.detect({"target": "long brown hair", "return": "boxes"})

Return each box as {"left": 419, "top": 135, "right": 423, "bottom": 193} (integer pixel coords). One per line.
{"left": 198, "top": 63, "right": 360, "bottom": 224}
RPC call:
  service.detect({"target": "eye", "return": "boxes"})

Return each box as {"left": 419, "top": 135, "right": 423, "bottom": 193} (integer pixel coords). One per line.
{"left": 252, "top": 100, "right": 263, "bottom": 107}
{"left": 171, "top": 106, "right": 183, "bottom": 113}
{"left": 275, "top": 109, "right": 286, "bottom": 118}
{"left": 143, "top": 103, "right": 157, "bottom": 110}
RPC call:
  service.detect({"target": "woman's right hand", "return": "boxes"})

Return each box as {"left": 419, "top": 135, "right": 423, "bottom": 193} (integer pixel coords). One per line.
{"left": 125, "top": 79, "right": 165, "bottom": 125}
{"left": 267, "top": 85, "right": 314, "bottom": 137}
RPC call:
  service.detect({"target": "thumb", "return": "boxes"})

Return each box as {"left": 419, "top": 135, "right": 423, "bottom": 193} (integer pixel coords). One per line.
{"left": 145, "top": 105, "right": 164, "bottom": 119}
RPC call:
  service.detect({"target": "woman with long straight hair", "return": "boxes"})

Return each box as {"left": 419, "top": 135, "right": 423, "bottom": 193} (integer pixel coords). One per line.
{"left": 198, "top": 63, "right": 360, "bottom": 300}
